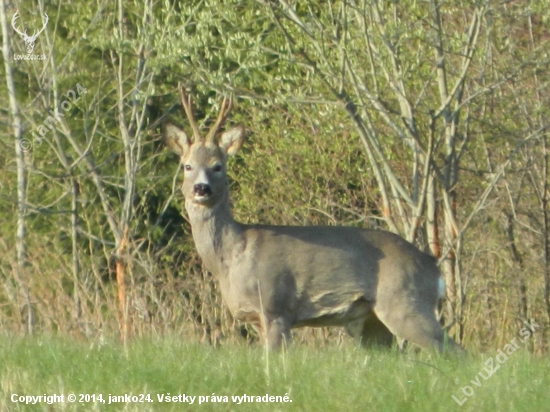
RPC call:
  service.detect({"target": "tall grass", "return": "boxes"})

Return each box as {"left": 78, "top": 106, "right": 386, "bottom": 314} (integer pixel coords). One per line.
{"left": 1, "top": 337, "right": 548, "bottom": 411}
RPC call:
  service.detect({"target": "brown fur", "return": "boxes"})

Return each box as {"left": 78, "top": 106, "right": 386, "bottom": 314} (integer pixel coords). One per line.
{"left": 163, "top": 91, "right": 462, "bottom": 352}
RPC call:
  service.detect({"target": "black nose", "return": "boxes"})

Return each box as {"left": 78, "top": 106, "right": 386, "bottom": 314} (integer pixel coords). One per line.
{"left": 193, "top": 183, "right": 212, "bottom": 196}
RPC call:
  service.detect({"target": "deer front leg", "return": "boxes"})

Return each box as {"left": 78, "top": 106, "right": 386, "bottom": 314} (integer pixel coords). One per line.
{"left": 263, "top": 316, "right": 291, "bottom": 351}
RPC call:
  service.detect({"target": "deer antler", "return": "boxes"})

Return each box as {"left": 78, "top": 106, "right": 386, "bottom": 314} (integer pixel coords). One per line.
{"left": 31, "top": 13, "right": 49, "bottom": 40}
{"left": 178, "top": 83, "right": 202, "bottom": 142}
{"left": 11, "top": 11, "right": 27, "bottom": 38}
{"left": 11, "top": 11, "right": 48, "bottom": 40}
{"left": 205, "top": 95, "right": 232, "bottom": 143}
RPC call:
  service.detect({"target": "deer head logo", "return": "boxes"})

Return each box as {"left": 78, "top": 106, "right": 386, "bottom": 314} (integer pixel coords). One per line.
{"left": 11, "top": 11, "right": 48, "bottom": 54}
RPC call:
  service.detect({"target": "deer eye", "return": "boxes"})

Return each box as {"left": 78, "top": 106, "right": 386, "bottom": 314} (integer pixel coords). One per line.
{"left": 213, "top": 164, "right": 222, "bottom": 173}
{"left": 184, "top": 164, "right": 192, "bottom": 171}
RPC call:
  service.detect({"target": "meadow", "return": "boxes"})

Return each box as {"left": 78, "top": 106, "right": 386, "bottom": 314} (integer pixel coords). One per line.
{"left": 2, "top": 2, "right": 550, "bottom": 410}
{"left": 1, "top": 337, "right": 548, "bottom": 412}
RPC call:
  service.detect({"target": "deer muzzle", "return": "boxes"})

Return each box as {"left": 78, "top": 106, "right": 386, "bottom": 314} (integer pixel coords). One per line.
{"left": 193, "top": 183, "right": 212, "bottom": 198}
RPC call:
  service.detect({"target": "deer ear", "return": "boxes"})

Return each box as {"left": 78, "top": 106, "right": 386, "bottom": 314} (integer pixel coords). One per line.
{"left": 219, "top": 125, "right": 245, "bottom": 156}
{"left": 163, "top": 122, "right": 191, "bottom": 157}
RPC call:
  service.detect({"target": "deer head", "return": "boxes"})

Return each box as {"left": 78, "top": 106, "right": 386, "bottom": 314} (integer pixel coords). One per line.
{"left": 12, "top": 11, "right": 49, "bottom": 54}
{"left": 163, "top": 85, "right": 245, "bottom": 209}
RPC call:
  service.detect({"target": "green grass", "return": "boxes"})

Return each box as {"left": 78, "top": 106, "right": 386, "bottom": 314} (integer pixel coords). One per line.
{"left": 0, "top": 337, "right": 548, "bottom": 411}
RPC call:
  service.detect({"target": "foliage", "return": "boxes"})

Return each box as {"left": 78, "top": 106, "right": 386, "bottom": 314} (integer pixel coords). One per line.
{"left": 0, "top": 0, "right": 548, "bottom": 352}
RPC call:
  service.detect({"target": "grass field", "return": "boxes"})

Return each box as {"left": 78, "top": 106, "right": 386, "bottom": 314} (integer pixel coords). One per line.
{"left": 0, "top": 336, "right": 548, "bottom": 411}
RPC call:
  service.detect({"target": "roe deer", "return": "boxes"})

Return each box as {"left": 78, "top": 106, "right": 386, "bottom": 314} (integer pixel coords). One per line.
{"left": 163, "top": 86, "right": 461, "bottom": 352}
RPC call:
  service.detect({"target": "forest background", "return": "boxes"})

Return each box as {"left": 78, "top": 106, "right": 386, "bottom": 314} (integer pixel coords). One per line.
{"left": 1, "top": 0, "right": 549, "bottom": 353}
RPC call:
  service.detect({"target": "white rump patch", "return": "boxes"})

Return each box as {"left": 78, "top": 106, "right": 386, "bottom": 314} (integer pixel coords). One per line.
{"left": 437, "top": 277, "right": 446, "bottom": 299}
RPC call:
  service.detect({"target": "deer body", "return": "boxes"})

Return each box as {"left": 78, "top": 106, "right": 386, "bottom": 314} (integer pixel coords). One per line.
{"left": 213, "top": 225, "right": 441, "bottom": 330}
{"left": 164, "top": 87, "right": 461, "bottom": 351}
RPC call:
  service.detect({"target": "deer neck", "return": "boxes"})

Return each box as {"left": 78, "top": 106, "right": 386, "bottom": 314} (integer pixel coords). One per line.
{"left": 185, "top": 195, "right": 243, "bottom": 277}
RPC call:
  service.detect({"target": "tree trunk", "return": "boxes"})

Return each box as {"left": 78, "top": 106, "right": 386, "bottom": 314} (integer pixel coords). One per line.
{"left": 1, "top": 0, "right": 33, "bottom": 335}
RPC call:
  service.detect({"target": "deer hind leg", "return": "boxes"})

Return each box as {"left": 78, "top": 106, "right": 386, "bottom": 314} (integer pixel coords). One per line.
{"left": 346, "top": 314, "right": 394, "bottom": 349}
{"left": 374, "top": 301, "right": 461, "bottom": 352}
